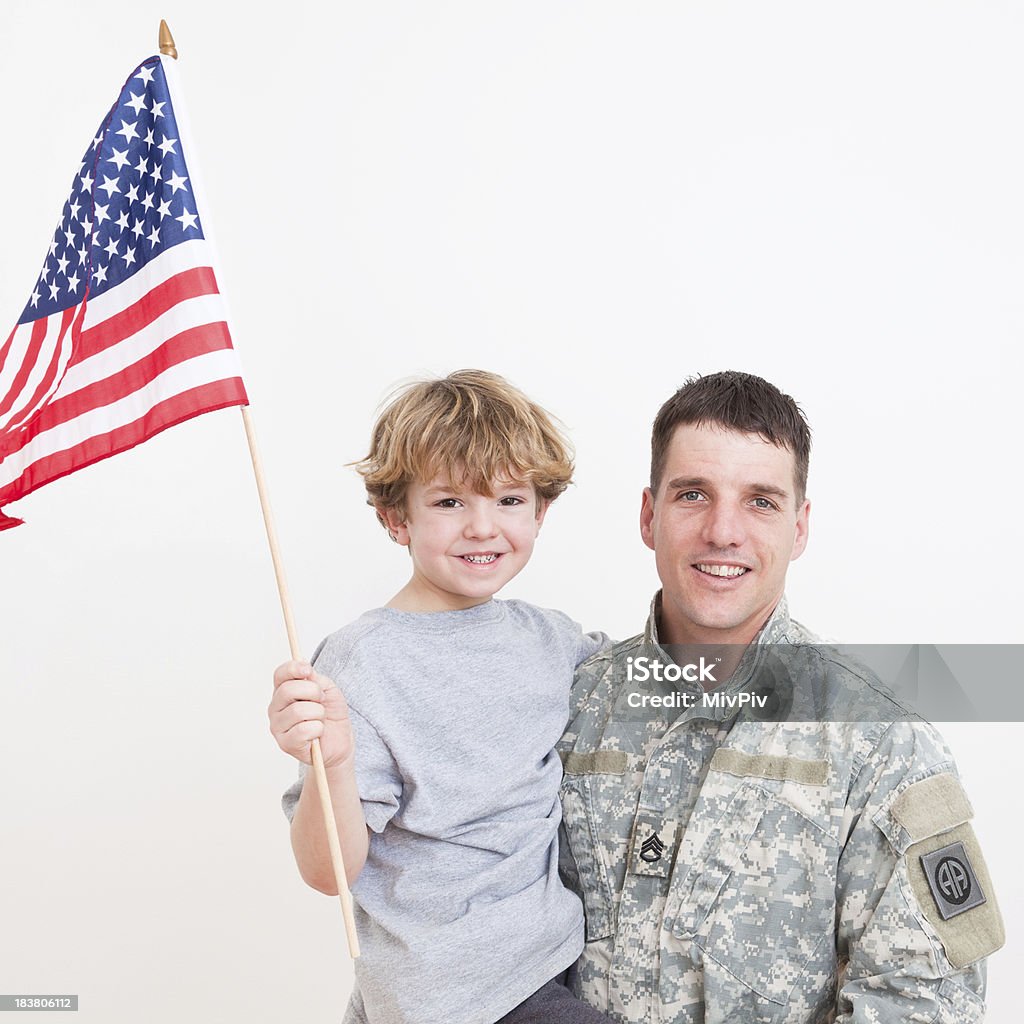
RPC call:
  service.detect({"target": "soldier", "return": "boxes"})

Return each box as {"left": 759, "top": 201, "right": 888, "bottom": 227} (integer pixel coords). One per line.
{"left": 557, "top": 371, "right": 1003, "bottom": 1023}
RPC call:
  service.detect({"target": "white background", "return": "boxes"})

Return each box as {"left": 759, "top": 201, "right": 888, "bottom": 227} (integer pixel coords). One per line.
{"left": 1, "top": 2, "right": 1020, "bottom": 1021}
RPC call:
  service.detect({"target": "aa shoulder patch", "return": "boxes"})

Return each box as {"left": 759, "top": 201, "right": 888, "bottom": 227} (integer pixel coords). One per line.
{"left": 920, "top": 841, "right": 985, "bottom": 920}
{"left": 894, "top": 775, "right": 1006, "bottom": 969}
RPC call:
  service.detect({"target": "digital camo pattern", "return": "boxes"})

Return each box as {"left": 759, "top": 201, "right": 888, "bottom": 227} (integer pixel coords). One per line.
{"left": 557, "top": 595, "right": 995, "bottom": 1023}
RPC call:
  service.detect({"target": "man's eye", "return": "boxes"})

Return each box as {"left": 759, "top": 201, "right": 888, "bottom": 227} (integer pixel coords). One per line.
{"left": 752, "top": 497, "right": 776, "bottom": 510}
{"left": 679, "top": 491, "right": 703, "bottom": 502}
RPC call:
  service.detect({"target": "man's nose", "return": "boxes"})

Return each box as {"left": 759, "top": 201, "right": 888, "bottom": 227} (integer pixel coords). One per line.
{"left": 700, "top": 501, "right": 746, "bottom": 548}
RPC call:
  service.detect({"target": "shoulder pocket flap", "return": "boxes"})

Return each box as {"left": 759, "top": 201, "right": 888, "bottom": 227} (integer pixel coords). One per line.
{"left": 891, "top": 772, "right": 973, "bottom": 843}
{"left": 560, "top": 750, "right": 629, "bottom": 775}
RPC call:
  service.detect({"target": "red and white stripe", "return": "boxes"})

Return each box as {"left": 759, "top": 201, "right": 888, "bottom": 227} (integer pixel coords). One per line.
{"left": 0, "top": 237, "right": 247, "bottom": 525}
{"left": 0, "top": 301, "right": 83, "bottom": 436}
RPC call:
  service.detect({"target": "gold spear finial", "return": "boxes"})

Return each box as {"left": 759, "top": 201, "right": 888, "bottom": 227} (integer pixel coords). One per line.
{"left": 159, "top": 20, "right": 178, "bottom": 59}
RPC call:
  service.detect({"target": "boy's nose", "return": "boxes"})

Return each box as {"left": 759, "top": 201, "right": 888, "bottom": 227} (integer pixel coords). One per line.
{"left": 464, "top": 508, "right": 499, "bottom": 539}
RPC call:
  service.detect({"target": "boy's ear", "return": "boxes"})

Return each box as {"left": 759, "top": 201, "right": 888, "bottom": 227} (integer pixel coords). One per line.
{"left": 534, "top": 498, "right": 551, "bottom": 535}
{"left": 379, "top": 505, "right": 411, "bottom": 546}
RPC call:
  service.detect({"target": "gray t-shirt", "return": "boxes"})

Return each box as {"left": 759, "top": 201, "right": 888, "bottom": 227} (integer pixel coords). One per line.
{"left": 282, "top": 599, "right": 608, "bottom": 1024}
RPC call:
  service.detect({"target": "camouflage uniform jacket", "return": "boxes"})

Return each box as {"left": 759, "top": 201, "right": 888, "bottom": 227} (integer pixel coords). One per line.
{"left": 557, "top": 595, "right": 1003, "bottom": 1024}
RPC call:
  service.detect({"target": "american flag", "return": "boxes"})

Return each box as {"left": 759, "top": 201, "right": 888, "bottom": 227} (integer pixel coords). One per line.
{"left": 0, "top": 54, "right": 248, "bottom": 530}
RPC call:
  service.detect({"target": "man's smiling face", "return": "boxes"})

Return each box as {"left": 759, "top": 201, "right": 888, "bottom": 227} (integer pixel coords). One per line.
{"left": 640, "top": 422, "right": 810, "bottom": 647}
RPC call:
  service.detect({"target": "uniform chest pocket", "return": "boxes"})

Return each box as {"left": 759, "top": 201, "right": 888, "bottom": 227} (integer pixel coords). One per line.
{"left": 558, "top": 750, "right": 634, "bottom": 943}
{"left": 664, "top": 781, "right": 838, "bottom": 1008}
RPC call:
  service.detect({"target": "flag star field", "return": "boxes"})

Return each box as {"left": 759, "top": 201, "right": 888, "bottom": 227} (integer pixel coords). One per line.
{"left": 23, "top": 58, "right": 204, "bottom": 324}
{"left": 0, "top": 53, "right": 247, "bottom": 530}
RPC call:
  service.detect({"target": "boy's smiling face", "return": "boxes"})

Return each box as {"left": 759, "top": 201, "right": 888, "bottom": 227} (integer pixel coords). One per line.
{"left": 382, "top": 474, "right": 548, "bottom": 612}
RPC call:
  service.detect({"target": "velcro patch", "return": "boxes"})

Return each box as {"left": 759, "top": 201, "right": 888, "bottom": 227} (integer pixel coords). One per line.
{"left": 709, "top": 748, "right": 828, "bottom": 785}
{"left": 560, "top": 750, "right": 629, "bottom": 775}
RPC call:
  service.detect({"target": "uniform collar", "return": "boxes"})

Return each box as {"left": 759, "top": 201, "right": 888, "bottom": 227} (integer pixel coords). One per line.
{"left": 643, "top": 590, "right": 793, "bottom": 648}
{"left": 641, "top": 593, "right": 797, "bottom": 715}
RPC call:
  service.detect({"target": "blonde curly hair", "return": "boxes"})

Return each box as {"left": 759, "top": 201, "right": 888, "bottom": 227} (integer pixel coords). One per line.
{"left": 353, "top": 370, "right": 574, "bottom": 533}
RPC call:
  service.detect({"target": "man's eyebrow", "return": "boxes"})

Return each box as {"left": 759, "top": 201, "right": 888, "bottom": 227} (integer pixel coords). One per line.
{"left": 664, "top": 477, "right": 791, "bottom": 500}
{"left": 750, "top": 483, "right": 791, "bottom": 500}
{"left": 664, "top": 477, "right": 716, "bottom": 493}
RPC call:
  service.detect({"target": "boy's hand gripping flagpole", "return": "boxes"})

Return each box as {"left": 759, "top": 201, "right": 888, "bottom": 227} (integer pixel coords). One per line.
{"left": 241, "top": 407, "right": 361, "bottom": 959}
{"left": 157, "top": 21, "right": 360, "bottom": 959}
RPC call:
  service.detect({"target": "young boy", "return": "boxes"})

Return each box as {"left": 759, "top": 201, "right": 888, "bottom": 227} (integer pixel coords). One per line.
{"left": 269, "top": 370, "right": 613, "bottom": 1024}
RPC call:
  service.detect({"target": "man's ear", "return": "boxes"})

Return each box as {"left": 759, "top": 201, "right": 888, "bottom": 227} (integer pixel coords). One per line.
{"left": 639, "top": 487, "right": 656, "bottom": 551}
{"left": 790, "top": 498, "right": 810, "bottom": 561}
{"left": 379, "top": 505, "right": 411, "bottom": 546}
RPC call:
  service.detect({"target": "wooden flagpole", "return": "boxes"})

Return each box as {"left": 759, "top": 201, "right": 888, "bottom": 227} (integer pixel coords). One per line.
{"left": 239, "top": 407, "right": 361, "bottom": 958}
{"left": 158, "top": 19, "right": 360, "bottom": 959}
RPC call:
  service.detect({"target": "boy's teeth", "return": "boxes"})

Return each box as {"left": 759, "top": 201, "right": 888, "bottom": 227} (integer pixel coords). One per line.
{"left": 464, "top": 554, "right": 497, "bottom": 564}
{"left": 697, "top": 564, "right": 748, "bottom": 577}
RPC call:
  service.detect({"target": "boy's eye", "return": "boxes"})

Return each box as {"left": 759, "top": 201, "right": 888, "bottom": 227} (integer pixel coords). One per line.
{"left": 434, "top": 498, "right": 462, "bottom": 508}
{"left": 498, "top": 495, "right": 526, "bottom": 506}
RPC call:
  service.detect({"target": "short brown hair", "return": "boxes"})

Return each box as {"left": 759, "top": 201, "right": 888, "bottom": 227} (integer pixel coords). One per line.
{"left": 354, "top": 370, "right": 574, "bottom": 531}
{"left": 650, "top": 371, "right": 811, "bottom": 501}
